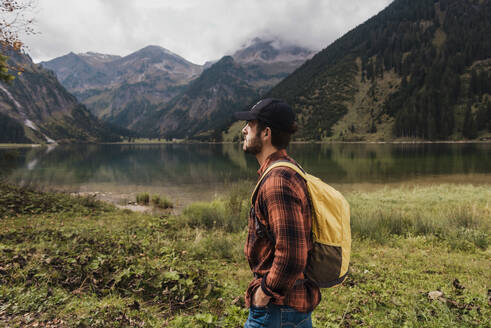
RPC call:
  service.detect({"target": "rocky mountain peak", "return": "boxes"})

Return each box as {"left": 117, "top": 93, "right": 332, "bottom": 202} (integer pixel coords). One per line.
{"left": 77, "top": 52, "right": 121, "bottom": 64}
{"left": 233, "top": 37, "right": 314, "bottom": 64}
{"left": 127, "top": 45, "right": 195, "bottom": 66}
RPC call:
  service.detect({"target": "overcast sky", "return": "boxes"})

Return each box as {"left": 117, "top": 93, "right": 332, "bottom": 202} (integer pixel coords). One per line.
{"left": 22, "top": 0, "right": 393, "bottom": 64}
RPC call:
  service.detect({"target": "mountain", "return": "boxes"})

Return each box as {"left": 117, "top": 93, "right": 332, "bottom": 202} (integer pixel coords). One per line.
{"left": 234, "top": 38, "right": 314, "bottom": 63}
{"left": 134, "top": 56, "right": 259, "bottom": 140}
{"left": 258, "top": 0, "right": 491, "bottom": 141}
{"left": 40, "top": 45, "right": 203, "bottom": 129}
{"left": 231, "top": 38, "right": 315, "bottom": 94}
{"left": 134, "top": 38, "right": 314, "bottom": 139}
{"left": 39, "top": 52, "right": 122, "bottom": 91}
{"left": 0, "top": 50, "right": 121, "bottom": 143}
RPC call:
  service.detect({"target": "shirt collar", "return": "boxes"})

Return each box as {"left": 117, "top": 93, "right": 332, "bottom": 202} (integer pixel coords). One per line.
{"left": 257, "top": 149, "right": 289, "bottom": 176}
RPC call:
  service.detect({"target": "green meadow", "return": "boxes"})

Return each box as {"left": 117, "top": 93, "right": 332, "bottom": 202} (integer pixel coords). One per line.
{"left": 0, "top": 183, "right": 489, "bottom": 327}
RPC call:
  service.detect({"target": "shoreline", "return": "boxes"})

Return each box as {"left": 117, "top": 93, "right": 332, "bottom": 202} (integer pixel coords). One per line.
{"left": 24, "top": 176, "right": 491, "bottom": 214}
{"left": 0, "top": 143, "right": 41, "bottom": 148}
{"left": 2, "top": 140, "right": 490, "bottom": 147}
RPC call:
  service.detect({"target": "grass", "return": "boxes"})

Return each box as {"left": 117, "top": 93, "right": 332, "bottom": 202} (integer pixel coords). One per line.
{"left": 136, "top": 193, "right": 174, "bottom": 209}
{"left": 135, "top": 192, "right": 149, "bottom": 205}
{"left": 151, "top": 194, "right": 173, "bottom": 209}
{"left": 0, "top": 183, "right": 489, "bottom": 327}
{"left": 0, "top": 144, "right": 40, "bottom": 148}
{"left": 0, "top": 183, "right": 112, "bottom": 218}
{"left": 348, "top": 185, "right": 490, "bottom": 250}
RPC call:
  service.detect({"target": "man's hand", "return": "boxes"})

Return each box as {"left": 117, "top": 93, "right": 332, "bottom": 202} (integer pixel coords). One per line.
{"left": 253, "top": 286, "right": 271, "bottom": 307}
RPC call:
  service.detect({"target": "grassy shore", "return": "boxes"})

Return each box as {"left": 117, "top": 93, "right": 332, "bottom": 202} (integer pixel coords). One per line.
{"left": 0, "top": 144, "right": 41, "bottom": 148}
{"left": 0, "top": 183, "right": 489, "bottom": 327}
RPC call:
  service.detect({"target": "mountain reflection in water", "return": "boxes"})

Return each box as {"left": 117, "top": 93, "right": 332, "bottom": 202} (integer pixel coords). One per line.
{"left": 1, "top": 143, "right": 489, "bottom": 206}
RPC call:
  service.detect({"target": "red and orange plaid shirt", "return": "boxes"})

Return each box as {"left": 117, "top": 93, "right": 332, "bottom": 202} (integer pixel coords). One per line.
{"left": 244, "top": 149, "right": 321, "bottom": 313}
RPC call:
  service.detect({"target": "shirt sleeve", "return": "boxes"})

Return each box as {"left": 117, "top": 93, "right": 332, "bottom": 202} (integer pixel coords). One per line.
{"left": 259, "top": 169, "right": 310, "bottom": 300}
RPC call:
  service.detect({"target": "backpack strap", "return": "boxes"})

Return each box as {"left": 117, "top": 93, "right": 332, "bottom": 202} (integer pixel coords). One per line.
{"left": 251, "top": 161, "right": 306, "bottom": 205}
{"left": 250, "top": 160, "right": 307, "bottom": 244}
{"left": 250, "top": 161, "right": 314, "bottom": 286}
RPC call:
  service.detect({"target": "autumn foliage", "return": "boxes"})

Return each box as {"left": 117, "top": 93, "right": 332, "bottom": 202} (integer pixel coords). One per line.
{"left": 0, "top": 0, "right": 35, "bottom": 82}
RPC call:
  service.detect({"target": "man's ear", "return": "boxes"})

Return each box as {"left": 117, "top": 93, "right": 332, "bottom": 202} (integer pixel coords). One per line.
{"left": 263, "top": 127, "right": 271, "bottom": 139}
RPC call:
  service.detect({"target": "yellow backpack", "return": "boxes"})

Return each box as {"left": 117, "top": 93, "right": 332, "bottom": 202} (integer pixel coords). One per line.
{"left": 251, "top": 161, "right": 351, "bottom": 288}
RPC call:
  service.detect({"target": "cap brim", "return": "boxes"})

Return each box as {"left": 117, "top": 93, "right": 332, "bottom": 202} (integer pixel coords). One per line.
{"left": 234, "top": 111, "right": 257, "bottom": 121}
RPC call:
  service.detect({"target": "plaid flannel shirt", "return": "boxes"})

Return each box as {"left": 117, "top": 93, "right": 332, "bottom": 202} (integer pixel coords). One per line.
{"left": 244, "top": 149, "right": 321, "bottom": 313}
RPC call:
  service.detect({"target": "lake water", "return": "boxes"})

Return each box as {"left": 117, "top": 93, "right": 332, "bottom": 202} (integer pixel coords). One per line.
{"left": 1, "top": 143, "right": 490, "bottom": 208}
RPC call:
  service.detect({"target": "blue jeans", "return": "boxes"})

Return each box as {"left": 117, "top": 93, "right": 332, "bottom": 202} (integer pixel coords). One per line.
{"left": 244, "top": 304, "right": 312, "bottom": 328}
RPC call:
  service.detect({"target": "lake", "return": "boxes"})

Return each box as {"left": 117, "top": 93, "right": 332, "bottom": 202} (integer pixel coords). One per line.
{"left": 1, "top": 143, "right": 490, "bottom": 209}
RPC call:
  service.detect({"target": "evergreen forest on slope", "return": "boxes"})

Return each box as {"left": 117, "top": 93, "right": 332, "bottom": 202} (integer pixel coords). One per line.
{"left": 264, "top": 0, "right": 490, "bottom": 141}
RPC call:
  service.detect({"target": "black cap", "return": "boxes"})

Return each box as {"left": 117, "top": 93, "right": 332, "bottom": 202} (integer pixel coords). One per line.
{"left": 234, "top": 98, "right": 295, "bottom": 133}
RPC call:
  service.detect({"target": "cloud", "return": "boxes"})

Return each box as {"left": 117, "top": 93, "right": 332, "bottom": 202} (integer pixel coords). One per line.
{"left": 23, "top": 0, "right": 392, "bottom": 64}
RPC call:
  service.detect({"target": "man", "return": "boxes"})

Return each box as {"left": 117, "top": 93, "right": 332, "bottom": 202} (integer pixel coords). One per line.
{"left": 234, "top": 99, "right": 321, "bottom": 328}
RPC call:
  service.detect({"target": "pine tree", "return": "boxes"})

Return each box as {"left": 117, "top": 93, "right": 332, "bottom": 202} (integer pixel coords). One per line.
{"left": 370, "top": 121, "right": 377, "bottom": 133}
{"left": 463, "top": 104, "right": 478, "bottom": 139}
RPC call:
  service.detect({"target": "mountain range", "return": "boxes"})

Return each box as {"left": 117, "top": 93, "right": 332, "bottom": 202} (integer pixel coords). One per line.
{"left": 2, "top": 0, "right": 490, "bottom": 143}
{"left": 40, "top": 45, "right": 204, "bottom": 130}
{"left": 41, "top": 39, "right": 314, "bottom": 138}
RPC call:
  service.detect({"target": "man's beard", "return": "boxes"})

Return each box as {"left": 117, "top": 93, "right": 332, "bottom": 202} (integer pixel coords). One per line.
{"left": 243, "top": 133, "right": 263, "bottom": 155}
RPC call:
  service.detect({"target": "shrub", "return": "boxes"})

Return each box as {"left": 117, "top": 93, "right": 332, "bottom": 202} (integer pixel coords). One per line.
{"left": 180, "top": 182, "right": 250, "bottom": 233}
{"left": 151, "top": 194, "right": 173, "bottom": 209}
{"left": 135, "top": 193, "right": 149, "bottom": 205}
{"left": 190, "top": 231, "right": 244, "bottom": 261}
{"left": 181, "top": 188, "right": 249, "bottom": 233}
{"left": 182, "top": 200, "right": 225, "bottom": 230}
